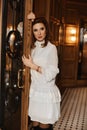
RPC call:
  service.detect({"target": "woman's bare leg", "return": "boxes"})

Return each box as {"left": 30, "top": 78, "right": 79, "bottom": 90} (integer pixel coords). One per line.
{"left": 39, "top": 123, "right": 50, "bottom": 128}
{"left": 32, "top": 121, "right": 39, "bottom": 127}
{"left": 32, "top": 121, "right": 53, "bottom": 130}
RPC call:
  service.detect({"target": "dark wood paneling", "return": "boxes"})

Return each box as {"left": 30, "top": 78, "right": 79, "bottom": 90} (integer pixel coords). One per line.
{"left": 33, "top": 0, "right": 50, "bottom": 20}
{"left": 64, "top": 9, "right": 79, "bottom": 24}
{"left": 59, "top": 31, "right": 79, "bottom": 87}
{"left": 60, "top": 45, "right": 77, "bottom": 79}
{"left": 61, "top": 61, "right": 76, "bottom": 79}
{"left": 62, "top": 45, "right": 76, "bottom": 60}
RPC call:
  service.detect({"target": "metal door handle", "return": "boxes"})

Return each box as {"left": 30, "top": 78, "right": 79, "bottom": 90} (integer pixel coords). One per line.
{"left": 17, "top": 69, "right": 25, "bottom": 88}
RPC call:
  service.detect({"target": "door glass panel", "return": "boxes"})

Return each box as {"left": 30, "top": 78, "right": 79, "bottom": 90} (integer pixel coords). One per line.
{"left": 4, "top": 0, "right": 24, "bottom": 130}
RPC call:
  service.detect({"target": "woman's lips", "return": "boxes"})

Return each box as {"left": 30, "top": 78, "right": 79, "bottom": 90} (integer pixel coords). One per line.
{"left": 38, "top": 36, "right": 42, "bottom": 38}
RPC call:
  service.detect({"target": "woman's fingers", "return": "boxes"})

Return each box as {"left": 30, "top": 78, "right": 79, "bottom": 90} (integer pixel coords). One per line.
{"left": 22, "top": 54, "right": 33, "bottom": 68}
{"left": 28, "top": 54, "right": 30, "bottom": 58}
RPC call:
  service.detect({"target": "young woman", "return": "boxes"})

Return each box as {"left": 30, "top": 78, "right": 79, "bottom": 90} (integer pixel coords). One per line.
{"left": 22, "top": 13, "right": 61, "bottom": 130}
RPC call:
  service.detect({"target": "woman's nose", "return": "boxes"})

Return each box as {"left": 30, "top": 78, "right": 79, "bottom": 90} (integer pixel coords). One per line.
{"left": 38, "top": 31, "right": 41, "bottom": 35}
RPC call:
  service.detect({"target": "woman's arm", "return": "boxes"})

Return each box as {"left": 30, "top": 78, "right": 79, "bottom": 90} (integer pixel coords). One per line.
{"left": 22, "top": 55, "right": 42, "bottom": 73}
{"left": 41, "top": 45, "right": 59, "bottom": 82}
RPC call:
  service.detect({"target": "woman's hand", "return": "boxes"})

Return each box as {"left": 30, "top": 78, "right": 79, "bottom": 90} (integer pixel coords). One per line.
{"left": 27, "top": 12, "right": 35, "bottom": 21}
{"left": 22, "top": 54, "right": 42, "bottom": 73}
{"left": 22, "top": 55, "right": 33, "bottom": 68}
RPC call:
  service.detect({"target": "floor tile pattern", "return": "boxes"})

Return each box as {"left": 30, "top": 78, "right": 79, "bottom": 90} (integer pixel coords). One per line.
{"left": 54, "top": 87, "right": 87, "bottom": 130}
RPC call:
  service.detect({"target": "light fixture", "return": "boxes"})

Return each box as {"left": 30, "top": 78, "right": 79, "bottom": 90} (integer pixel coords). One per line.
{"left": 65, "top": 25, "right": 77, "bottom": 44}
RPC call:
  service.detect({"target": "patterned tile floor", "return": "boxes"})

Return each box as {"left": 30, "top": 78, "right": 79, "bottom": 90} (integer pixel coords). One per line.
{"left": 54, "top": 87, "right": 87, "bottom": 130}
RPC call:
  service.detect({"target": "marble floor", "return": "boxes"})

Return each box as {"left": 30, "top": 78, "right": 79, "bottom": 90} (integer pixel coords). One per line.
{"left": 54, "top": 87, "right": 87, "bottom": 130}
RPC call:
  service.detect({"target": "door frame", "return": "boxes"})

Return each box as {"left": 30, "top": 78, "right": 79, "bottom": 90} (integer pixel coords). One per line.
{"left": 21, "top": 0, "right": 32, "bottom": 130}
{"left": 0, "top": 0, "right": 8, "bottom": 129}
{"left": 0, "top": 0, "right": 3, "bottom": 128}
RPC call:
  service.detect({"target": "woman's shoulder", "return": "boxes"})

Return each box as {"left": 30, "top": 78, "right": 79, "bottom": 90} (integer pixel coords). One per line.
{"left": 48, "top": 41, "right": 57, "bottom": 50}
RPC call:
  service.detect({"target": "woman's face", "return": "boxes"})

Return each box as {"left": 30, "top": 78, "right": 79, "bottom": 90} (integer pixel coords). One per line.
{"left": 33, "top": 23, "right": 46, "bottom": 41}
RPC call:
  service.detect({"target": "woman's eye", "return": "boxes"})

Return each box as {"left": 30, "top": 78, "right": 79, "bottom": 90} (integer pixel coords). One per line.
{"left": 40, "top": 27, "right": 44, "bottom": 30}
{"left": 33, "top": 29, "right": 37, "bottom": 32}
{"left": 33, "top": 27, "right": 45, "bottom": 32}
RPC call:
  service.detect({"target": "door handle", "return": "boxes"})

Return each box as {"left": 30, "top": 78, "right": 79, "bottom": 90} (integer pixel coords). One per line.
{"left": 17, "top": 69, "right": 25, "bottom": 88}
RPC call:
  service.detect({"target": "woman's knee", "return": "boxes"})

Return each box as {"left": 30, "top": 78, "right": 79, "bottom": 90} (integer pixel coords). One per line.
{"left": 32, "top": 121, "right": 39, "bottom": 127}
{"left": 39, "top": 123, "right": 50, "bottom": 128}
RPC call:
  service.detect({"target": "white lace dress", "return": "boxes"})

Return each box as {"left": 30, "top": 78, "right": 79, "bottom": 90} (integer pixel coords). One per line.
{"left": 28, "top": 40, "right": 61, "bottom": 124}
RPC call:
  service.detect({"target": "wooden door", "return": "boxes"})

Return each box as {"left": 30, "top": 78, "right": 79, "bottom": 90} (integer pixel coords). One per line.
{"left": 58, "top": 7, "right": 79, "bottom": 87}
{"left": 0, "top": 0, "right": 32, "bottom": 130}
{"left": 59, "top": 23, "right": 79, "bottom": 87}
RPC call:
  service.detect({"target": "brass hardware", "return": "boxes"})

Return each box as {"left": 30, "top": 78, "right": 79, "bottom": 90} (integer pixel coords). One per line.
{"left": 17, "top": 69, "right": 25, "bottom": 88}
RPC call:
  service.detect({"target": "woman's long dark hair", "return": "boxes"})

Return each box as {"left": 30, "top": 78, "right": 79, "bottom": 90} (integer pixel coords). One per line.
{"left": 31, "top": 17, "right": 50, "bottom": 48}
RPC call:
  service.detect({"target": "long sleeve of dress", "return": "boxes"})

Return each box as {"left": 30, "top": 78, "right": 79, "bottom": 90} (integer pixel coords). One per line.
{"left": 41, "top": 45, "right": 59, "bottom": 82}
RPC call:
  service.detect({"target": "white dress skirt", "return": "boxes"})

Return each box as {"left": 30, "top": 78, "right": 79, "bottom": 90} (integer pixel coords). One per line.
{"left": 28, "top": 41, "right": 61, "bottom": 124}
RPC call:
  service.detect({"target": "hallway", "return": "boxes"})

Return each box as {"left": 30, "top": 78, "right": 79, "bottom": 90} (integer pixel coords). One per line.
{"left": 54, "top": 87, "right": 87, "bottom": 130}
